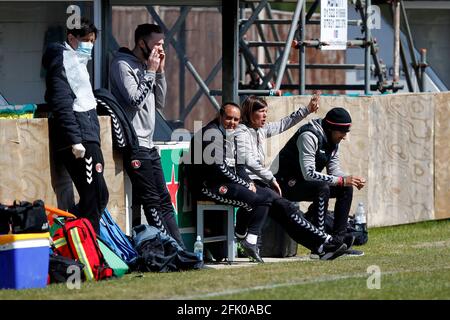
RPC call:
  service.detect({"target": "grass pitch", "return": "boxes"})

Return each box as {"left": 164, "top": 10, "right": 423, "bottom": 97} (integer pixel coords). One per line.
{"left": 0, "top": 219, "right": 449, "bottom": 300}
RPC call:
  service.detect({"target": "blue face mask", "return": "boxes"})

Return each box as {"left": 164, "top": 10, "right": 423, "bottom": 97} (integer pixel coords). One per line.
{"left": 76, "top": 41, "right": 94, "bottom": 57}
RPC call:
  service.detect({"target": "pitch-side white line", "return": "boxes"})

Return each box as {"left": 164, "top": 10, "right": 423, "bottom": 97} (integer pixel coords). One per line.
{"left": 172, "top": 265, "right": 450, "bottom": 300}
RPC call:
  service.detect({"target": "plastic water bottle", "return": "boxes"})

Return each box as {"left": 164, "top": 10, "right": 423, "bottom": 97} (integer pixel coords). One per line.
{"left": 194, "top": 235, "right": 204, "bottom": 261}
{"left": 355, "top": 202, "right": 367, "bottom": 232}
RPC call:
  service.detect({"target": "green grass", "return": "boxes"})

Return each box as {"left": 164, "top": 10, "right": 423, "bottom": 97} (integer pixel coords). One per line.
{"left": 1, "top": 219, "right": 449, "bottom": 300}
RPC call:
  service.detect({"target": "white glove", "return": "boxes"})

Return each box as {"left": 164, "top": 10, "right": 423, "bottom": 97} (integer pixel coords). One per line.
{"left": 72, "top": 143, "right": 86, "bottom": 159}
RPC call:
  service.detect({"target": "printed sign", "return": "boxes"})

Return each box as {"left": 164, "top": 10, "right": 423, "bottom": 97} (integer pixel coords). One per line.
{"left": 320, "top": 0, "right": 348, "bottom": 50}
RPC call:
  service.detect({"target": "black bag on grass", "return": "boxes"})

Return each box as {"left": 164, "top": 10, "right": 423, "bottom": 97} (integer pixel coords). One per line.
{"left": 0, "top": 200, "right": 48, "bottom": 234}
{"left": 259, "top": 215, "right": 298, "bottom": 258}
{"left": 133, "top": 224, "right": 203, "bottom": 272}
{"left": 49, "top": 253, "right": 85, "bottom": 284}
{"left": 306, "top": 211, "right": 368, "bottom": 246}
{"left": 0, "top": 205, "right": 11, "bottom": 234}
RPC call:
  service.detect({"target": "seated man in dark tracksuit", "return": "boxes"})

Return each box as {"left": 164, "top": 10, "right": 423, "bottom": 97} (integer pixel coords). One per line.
{"left": 42, "top": 18, "right": 109, "bottom": 233}
{"left": 186, "top": 102, "right": 348, "bottom": 263}
{"left": 273, "top": 107, "right": 366, "bottom": 257}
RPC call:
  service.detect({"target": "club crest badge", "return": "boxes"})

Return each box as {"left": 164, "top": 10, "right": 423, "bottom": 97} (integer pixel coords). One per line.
{"left": 95, "top": 163, "right": 103, "bottom": 173}
{"left": 219, "top": 186, "right": 228, "bottom": 194}
{"left": 288, "top": 179, "right": 296, "bottom": 187}
{"left": 131, "top": 160, "right": 141, "bottom": 169}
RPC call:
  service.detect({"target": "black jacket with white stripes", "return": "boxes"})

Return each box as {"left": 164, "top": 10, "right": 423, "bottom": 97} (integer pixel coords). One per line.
{"left": 42, "top": 42, "right": 100, "bottom": 151}
{"left": 186, "top": 119, "right": 252, "bottom": 197}
{"left": 94, "top": 88, "right": 140, "bottom": 160}
{"left": 276, "top": 118, "right": 345, "bottom": 186}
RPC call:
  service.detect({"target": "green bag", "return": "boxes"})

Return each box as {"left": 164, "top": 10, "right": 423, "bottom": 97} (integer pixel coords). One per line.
{"left": 98, "top": 238, "right": 129, "bottom": 277}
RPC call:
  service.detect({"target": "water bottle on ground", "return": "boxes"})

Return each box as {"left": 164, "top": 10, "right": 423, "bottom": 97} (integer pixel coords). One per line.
{"left": 194, "top": 235, "right": 204, "bottom": 261}
{"left": 355, "top": 202, "right": 367, "bottom": 233}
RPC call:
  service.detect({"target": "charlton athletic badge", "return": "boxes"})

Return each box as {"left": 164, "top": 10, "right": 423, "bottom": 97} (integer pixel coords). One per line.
{"left": 219, "top": 186, "right": 228, "bottom": 195}
{"left": 131, "top": 160, "right": 141, "bottom": 169}
{"left": 288, "top": 179, "right": 296, "bottom": 187}
{"left": 95, "top": 163, "right": 103, "bottom": 173}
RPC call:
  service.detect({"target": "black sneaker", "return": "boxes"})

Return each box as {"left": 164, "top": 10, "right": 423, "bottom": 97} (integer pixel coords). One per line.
{"left": 344, "top": 248, "right": 364, "bottom": 257}
{"left": 317, "top": 239, "right": 348, "bottom": 261}
{"left": 234, "top": 230, "right": 248, "bottom": 241}
{"left": 240, "top": 239, "right": 264, "bottom": 263}
{"left": 343, "top": 234, "right": 355, "bottom": 249}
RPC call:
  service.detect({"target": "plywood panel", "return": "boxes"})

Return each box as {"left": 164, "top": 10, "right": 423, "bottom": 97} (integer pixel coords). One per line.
{"left": 434, "top": 92, "right": 450, "bottom": 220}
{"left": 99, "top": 117, "right": 126, "bottom": 230}
{"left": 0, "top": 116, "right": 126, "bottom": 231}
{"left": 266, "top": 95, "right": 371, "bottom": 221}
{"left": 265, "top": 92, "right": 447, "bottom": 227}
{"left": 369, "top": 93, "right": 434, "bottom": 226}
{"left": 0, "top": 118, "right": 55, "bottom": 204}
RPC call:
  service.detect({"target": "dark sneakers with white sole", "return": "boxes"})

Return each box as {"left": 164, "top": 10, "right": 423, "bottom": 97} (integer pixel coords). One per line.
{"left": 310, "top": 238, "right": 348, "bottom": 261}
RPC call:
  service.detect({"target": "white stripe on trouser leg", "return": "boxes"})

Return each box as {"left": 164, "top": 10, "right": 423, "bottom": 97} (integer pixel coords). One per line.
{"left": 290, "top": 213, "right": 328, "bottom": 241}
{"left": 201, "top": 188, "right": 253, "bottom": 212}
{"left": 150, "top": 208, "right": 167, "bottom": 234}
{"left": 85, "top": 157, "right": 93, "bottom": 184}
{"left": 317, "top": 197, "right": 325, "bottom": 232}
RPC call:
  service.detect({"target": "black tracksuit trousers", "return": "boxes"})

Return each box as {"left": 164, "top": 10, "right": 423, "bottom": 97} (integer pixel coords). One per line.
{"left": 59, "top": 142, "right": 109, "bottom": 234}
{"left": 124, "top": 147, "right": 185, "bottom": 248}
{"left": 202, "top": 181, "right": 329, "bottom": 251}
{"left": 277, "top": 178, "right": 353, "bottom": 239}
{"left": 256, "top": 183, "right": 329, "bottom": 251}
{"left": 201, "top": 182, "right": 273, "bottom": 237}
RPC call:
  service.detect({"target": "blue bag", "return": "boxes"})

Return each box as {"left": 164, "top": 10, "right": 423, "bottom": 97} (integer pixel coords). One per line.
{"left": 98, "top": 208, "right": 138, "bottom": 266}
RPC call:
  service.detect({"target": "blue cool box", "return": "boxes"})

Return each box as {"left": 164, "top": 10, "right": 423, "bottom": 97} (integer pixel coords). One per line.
{"left": 0, "top": 233, "right": 49, "bottom": 290}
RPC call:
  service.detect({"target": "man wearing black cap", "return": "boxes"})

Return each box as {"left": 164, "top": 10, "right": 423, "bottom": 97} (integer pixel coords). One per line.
{"left": 273, "top": 107, "right": 366, "bottom": 257}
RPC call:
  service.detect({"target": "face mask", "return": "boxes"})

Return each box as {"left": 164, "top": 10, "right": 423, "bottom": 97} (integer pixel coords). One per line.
{"left": 76, "top": 41, "right": 94, "bottom": 58}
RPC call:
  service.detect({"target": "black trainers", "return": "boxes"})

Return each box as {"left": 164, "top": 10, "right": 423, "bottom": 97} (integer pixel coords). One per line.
{"left": 240, "top": 239, "right": 264, "bottom": 263}
{"left": 344, "top": 248, "right": 364, "bottom": 257}
{"left": 234, "top": 230, "right": 248, "bottom": 241}
{"left": 343, "top": 234, "right": 355, "bottom": 249}
{"left": 311, "top": 238, "right": 347, "bottom": 261}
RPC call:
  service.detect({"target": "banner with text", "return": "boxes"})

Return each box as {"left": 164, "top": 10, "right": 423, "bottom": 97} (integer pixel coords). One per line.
{"left": 320, "top": 0, "right": 348, "bottom": 50}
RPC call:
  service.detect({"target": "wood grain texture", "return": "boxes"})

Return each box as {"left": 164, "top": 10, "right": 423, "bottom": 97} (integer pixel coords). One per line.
{"left": 0, "top": 116, "right": 126, "bottom": 230}
{"left": 434, "top": 92, "right": 450, "bottom": 220}
{"left": 0, "top": 118, "right": 56, "bottom": 204}
{"left": 99, "top": 117, "right": 126, "bottom": 230}
{"left": 266, "top": 95, "right": 371, "bottom": 223}
{"left": 369, "top": 93, "right": 434, "bottom": 227}
{"left": 266, "top": 92, "right": 448, "bottom": 227}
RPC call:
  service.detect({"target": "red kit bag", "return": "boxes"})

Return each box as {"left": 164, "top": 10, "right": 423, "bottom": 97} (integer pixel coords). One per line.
{"left": 52, "top": 218, "right": 113, "bottom": 281}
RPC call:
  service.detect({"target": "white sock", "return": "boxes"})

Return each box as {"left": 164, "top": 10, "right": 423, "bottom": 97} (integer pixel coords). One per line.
{"left": 246, "top": 233, "right": 258, "bottom": 245}
{"left": 235, "top": 231, "right": 247, "bottom": 239}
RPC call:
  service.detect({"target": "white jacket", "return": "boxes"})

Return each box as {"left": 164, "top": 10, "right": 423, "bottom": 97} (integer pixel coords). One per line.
{"left": 235, "top": 105, "right": 311, "bottom": 183}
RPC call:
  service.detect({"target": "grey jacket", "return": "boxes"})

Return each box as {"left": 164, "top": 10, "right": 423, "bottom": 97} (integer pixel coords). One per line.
{"left": 235, "top": 105, "right": 311, "bottom": 183}
{"left": 298, "top": 119, "right": 346, "bottom": 185}
{"left": 109, "top": 48, "right": 167, "bottom": 149}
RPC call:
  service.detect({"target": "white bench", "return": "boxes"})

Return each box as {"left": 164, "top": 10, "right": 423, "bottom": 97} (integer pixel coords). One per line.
{"left": 196, "top": 200, "right": 235, "bottom": 262}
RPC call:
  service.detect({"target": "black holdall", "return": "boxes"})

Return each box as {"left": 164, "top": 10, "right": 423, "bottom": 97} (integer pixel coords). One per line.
{"left": 0, "top": 204, "right": 11, "bottom": 234}
{"left": 48, "top": 252, "right": 85, "bottom": 284}
{"left": 0, "top": 200, "right": 49, "bottom": 234}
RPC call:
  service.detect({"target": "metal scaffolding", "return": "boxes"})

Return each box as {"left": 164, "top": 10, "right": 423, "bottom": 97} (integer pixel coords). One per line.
{"left": 105, "top": 1, "right": 429, "bottom": 126}
{"left": 227, "top": 0, "right": 428, "bottom": 97}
